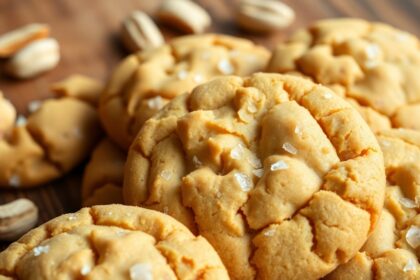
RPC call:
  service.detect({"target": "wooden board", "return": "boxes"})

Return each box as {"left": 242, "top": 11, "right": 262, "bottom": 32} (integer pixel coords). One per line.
{"left": 1, "top": 0, "right": 419, "bottom": 249}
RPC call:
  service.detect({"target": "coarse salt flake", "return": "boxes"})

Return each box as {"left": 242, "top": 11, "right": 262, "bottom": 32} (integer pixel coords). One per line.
{"left": 323, "top": 92, "right": 333, "bottom": 99}
{"left": 253, "top": 169, "right": 264, "bottom": 178}
{"left": 176, "top": 70, "right": 188, "bottom": 80}
{"left": 399, "top": 197, "right": 418, "bottom": 209}
{"left": 16, "top": 115, "right": 27, "bottom": 126}
{"left": 271, "top": 160, "right": 288, "bottom": 171}
{"left": 294, "top": 126, "right": 302, "bottom": 136}
{"left": 147, "top": 96, "right": 164, "bottom": 110}
{"left": 160, "top": 170, "right": 172, "bottom": 181}
{"left": 67, "top": 215, "right": 77, "bottom": 221}
{"left": 282, "top": 142, "right": 297, "bottom": 155}
{"left": 9, "top": 174, "right": 20, "bottom": 188}
{"left": 365, "top": 44, "right": 380, "bottom": 59}
{"left": 230, "top": 144, "right": 244, "bottom": 160}
{"left": 27, "top": 100, "right": 43, "bottom": 113}
{"left": 81, "top": 264, "right": 91, "bottom": 275}
{"left": 248, "top": 155, "right": 262, "bottom": 169}
{"left": 234, "top": 172, "right": 252, "bottom": 192}
{"left": 217, "top": 59, "right": 234, "bottom": 75}
{"left": 130, "top": 263, "right": 153, "bottom": 280}
{"left": 403, "top": 258, "right": 416, "bottom": 272}
{"left": 264, "top": 228, "right": 276, "bottom": 237}
{"left": 406, "top": 225, "right": 420, "bottom": 249}
{"left": 192, "top": 156, "right": 202, "bottom": 167}
{"left": 193, "top": 73, "right": 204, "bottom": 83}
{"left": 33, "top": 245, "right": 49, "bottom": 256}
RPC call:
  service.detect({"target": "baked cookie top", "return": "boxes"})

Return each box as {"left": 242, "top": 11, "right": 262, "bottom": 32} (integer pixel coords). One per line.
{"left": 0, "top": 204, "right": 229, "bottom": 280}
{"left": 82, "top": 138, "right": 125, "bottom": 207}
{"left": 0, "top": 76, "right": 102, "bottom": 188}
{"left": 327, "top": 129, "right": 420, "bottom": 279}
{"left": 124, "top": 73, "right": 385, "bottom": 279}
{"left": 99, "top": 33, "right": 270, "bottom": 150}
{"left": 267, "top": 18, "right": 420, "bottom": 133}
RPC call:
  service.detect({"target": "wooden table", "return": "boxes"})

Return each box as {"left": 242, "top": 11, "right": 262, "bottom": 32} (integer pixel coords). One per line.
{"left": 1, "top": 0, "right": 419, "bottom": 249}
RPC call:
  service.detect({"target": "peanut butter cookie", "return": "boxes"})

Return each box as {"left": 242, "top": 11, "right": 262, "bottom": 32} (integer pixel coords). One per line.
{"left": 0, "top": 76, "right": 102, "bottom": 188}
{"left": 327, "top": 129, "right": 420, "bottom": 279}
{"left": 267, "top": 18, "right": 420, "bottom": 133}
{"left": 0, "top": 204, "right": 229, "bottom": 279}
{"left": 124, "top": 73, "right": 385, "bottom": 279}
{"left": 99, "top": 34, "right": 270, "bottom": 150}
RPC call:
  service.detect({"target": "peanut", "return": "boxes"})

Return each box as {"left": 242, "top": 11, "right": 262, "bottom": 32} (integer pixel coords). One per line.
{"left": 3, "top": 38, "right": 60, "bottom": 79}
{"left": 157, "top": 0, "right": 211, "bottom": 34}
{"left": 121, "top": 11, "right": 164, "bottom": 53}
{"left": 237, "top": 0, "right": 295, "bottom": 33}
{"left": 0, "top": 198, "right": 38, "bottom": 241}
{"left": 0, "top": 23, "right": 50, "bottom": 58}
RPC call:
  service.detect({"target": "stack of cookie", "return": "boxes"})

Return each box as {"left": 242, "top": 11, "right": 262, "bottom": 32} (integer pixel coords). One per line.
{"left": 1, "top": 18, "right": 419, "bottom": 279}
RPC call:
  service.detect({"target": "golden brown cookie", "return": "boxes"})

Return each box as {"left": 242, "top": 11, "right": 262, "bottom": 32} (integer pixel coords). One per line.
{"left": 267, "top": 18, "right": 420, "bottom": 133}
{"left": 0, "top": 76, "right": 102, "bottom": 188}
{"left": 123, "top": 73, "right": 385, "bottom": 279}
{"left": 326, "top": 128, "right": 420, "bottom": 279}
{"left": 99, "top": 33, "right": 270, "bottom": 150}
{"left": 0, "top": 204, "right": 229, "bottom": 279}
{"left": 82, "top": 138, "right": 125, "bottom": 206}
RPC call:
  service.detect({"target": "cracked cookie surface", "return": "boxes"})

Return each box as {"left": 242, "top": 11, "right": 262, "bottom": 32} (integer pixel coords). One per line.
{"left": 267, "top": 18, "right": 420, "bottom": 133}
{"left": 0, "top": 204, "right": 229, "bottom": 280}
{"left": 326, "top": 128, "right": 420, "bottom": 279}
{"left": 0, "top": 78, "right": 102, "bottom": 188}
{"left": 124, "top": 73, "right": 385, "bottom": 279}
{"left": 99, "top": 34, "right": 270, "bottom": 150}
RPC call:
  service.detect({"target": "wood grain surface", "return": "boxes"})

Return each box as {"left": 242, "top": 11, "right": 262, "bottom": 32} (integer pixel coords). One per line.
{"left": 1, "top": 0, "right": 419, "bottom": 249}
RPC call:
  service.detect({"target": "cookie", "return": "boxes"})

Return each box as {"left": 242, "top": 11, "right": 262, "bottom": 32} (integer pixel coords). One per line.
{"left": 82, "top": 138, "right": 125, "bottom": 206}
{"left": 326, "top": 128, "right": 420, "bottom": 279}
{"left": 267, "top": 18, "right": 420, "bottom": 132}
{"left": 99, "top": 33, "right": 270, "bottom": 150}
{"left": 0, "top": 76, "right": 102, "bottom": 188}
{"left": 0, "top": 204, "right": 229, "bottom": 279}
{"left": 123, "top": 73, "right": 385, "bottom": 279}
{"left": 0, "top": 92, "right": 16, "bottom": 138}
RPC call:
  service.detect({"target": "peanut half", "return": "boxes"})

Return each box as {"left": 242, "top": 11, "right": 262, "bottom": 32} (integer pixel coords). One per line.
{"left": 0, "top": 91, "right": 16, "bottom": 138}
{"left": 157, "top": 0, "right": 211, "bottom": 34}
{"left": 237, "top": 0, "right": 295, "bottom": 33}
{"left": 0, "top": 23, "right": 50, "bottom": 58}
{"left": 121, "top": 11, "right": 164, "bottom": 53}
{"left": 3, "top": 38, "right": 60, "bottom": 79}
{"left": 0, "top": 198, "right": 38, "bottom": 241}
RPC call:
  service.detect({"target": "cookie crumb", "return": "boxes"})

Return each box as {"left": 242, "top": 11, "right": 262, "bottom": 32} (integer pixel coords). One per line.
{"left": 80, "top": 264, "right": 91, "bottom": 276}
{"left": 130, "top": 263, "right": 153, "bottom": 280}
{"left": 27, "top": 100, "right": 43, "bottom": 113}
{"left": 403, "top": 258, "right": 416, "bottom": 272}
{"left": 406, "top": 225, "right": 420, "bottom": 249}
{"left": 177, "top": 70, "right": 188, "bottom": 80}
{"left": 16, "top": 115, "right": 27, "bottom": 126}
{"left": 282, "top": 142, "right": 297, "bottom": 155}
{"left": 160, "top": 170, "right": 172, "bottom": 181}
{"left": 147, "top": 96, "right": 164, "bottom": 110}
{"left": 217, "top": 59, "right": 234, "bottom": 75}
{"left": 253, "top": 168, "right": 264, "bottom": 178}
{"left": 33, "top": 245, "right": 49, "bottom": 256}
{"left": 399, "top": 197, "right": 417, "bottom": 209}
{"left": 270, "top": 160, "right": 288, "bottom": 171}
{"left": 234, "top": 172, "right": 252, "bottom": 192}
